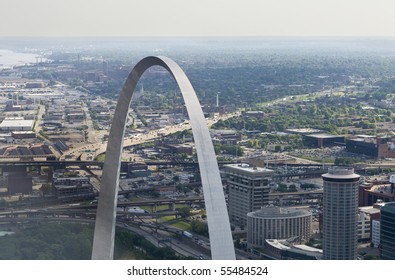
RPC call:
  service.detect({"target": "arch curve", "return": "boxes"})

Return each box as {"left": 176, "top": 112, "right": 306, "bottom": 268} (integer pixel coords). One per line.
{"left": 92, "top": 56, "right": 235, "bottom": 260}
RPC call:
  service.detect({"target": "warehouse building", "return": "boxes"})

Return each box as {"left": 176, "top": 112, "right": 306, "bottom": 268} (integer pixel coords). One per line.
{"left": 0, "top": 118, "right": 34, "bottom": 131}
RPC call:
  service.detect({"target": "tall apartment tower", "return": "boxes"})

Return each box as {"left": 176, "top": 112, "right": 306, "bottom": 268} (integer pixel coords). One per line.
{"left": 380, "top": 202, "right": 395, "bottom": 259}
{"left": 322, "top": 166, "right": 360, "bottom": 260}
{"left": 224, "top": 164, "right": 274, "bottom": 228}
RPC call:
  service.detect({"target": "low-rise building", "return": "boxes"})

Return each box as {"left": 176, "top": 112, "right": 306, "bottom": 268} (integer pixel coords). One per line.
{"left": 52, "top": 171, "right": 94, "bottom": 199}
{"left": 346, "top": 135, "right": 395, "bottom": 159}
{"left": 303, "top": 133, "right": 345, "bottom": 148}
{"left": 11, "top": 131, "right": 36, "bottom": 139}
{"left": 264, "top": 239, "right": 323, "bottom": 260}
{"left": 359, "top": 183, "right": 395, "bottom": 206}
{"left": 358, "top": 206, "right": 381, "bottom": 242}
{"left": 0, "top": 118, "right": 34, "bottom": 131}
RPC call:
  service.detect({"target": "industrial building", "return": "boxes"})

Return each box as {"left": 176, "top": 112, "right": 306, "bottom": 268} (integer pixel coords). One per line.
{"left": 0, "top": 144, "right": 55, "bottom": 160}
{"left": 11, "top": 131, "right": 36, "bottom": 139}
{"left": 52, "top": 171, "right": 95, "bottom": 199}
{"left": 223, "top": 163, "right": 274, "bottom": 228}
{"left": 1, "top": 165, "right": 32, "bottom": 195}
{"left": 7, "top": 174, "right": 33, "bottom": 195}
{"left": 0, "top": 118, "right": 34, "bottom": 131}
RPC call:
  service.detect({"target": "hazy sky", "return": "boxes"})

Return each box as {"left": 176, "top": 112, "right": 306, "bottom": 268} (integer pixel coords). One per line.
{"left": 1, "top": 0, "right": 395, "bottom": 37}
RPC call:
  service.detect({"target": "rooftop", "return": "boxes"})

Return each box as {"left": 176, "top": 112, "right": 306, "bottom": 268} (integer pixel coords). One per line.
{"left": 306, "top": 133, "right": 343, "bottom": 139}
{"left": 247, "top": 206, "right": 311, "bottom": 219}
{"left": 359, "top": 206, "right": 381, "bottom": 215}
{"left": 382, "top": 202, "right": 395, "bottom": 212}
{"left": 322, "top": 166, "right": 360, "bottom": 180}
{"left": 368, "top": 184, "right": 394, "bottom": 196}
{"left": 0, "top": 119, "right": 34, "bottom": 128}
{"left": 224, "top": 163, "right": 274, "bottom": 174}
{"left": 285, "top": 128, "right": 323, "bottom": 134}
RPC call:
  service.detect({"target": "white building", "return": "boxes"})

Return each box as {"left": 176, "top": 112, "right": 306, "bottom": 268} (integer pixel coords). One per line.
{"left": 0, "top": 118, "right": 34, "bottom": 131}
{"left": 224, "top": 163, "right": 274, "bottom": 227}
{"left": 358, "top": 206, "right": 381, "bottom": 242}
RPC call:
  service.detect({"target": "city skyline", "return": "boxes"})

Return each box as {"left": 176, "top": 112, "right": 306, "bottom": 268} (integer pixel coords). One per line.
{"left": 1, "top": 0, "right": 395, "bottom": 37}
{"left": 2, "top": 32, "right": 395, "bottom": 262}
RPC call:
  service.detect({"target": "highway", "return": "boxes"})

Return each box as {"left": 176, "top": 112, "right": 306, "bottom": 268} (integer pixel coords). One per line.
{"left": 59, "top": 112, "right": 240, "bottom": 161}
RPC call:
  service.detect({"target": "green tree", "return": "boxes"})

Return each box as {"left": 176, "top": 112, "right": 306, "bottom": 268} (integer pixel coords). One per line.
{"left": 288, "top": 184, "right": 297, "bottom": 192}
{"left": 177, "top": 207, "right": 191, "bottom": 218}
{"left": 191, "top": 220, "right": 208, "bottom": 236}
{"left": 277, "top": 183, "right": 288, "bottom": 192}
{"left": 274, "top": 145, "right": 282, "bottom": 152}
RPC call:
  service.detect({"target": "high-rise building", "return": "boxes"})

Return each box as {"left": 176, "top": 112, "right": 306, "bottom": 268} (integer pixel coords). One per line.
{"left": 380, "top": 202, "right": 395, "bottom": 259}
{"left": 224, "top": 163, "right": 274, "bottom": 228}
{"left": 322, "top": 166, "right": 360, "bottom": 260}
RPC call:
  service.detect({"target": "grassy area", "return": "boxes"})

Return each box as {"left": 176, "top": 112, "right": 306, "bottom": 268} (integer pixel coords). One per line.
{"left": 159, "top": 215, "right": 177, "bottom": 223}
{"left": 140, "top": 204, "right": 188, "bottom": 212}
{"left": 168, "top": 220, "right": 191, "bottom": 231}
{"left": 96, "top": 154, "right": 105, "bottom": 161}
{"left": 139, "top": 205, "right": 168, "bottom": 212}
{"left": 291, "top": 155, "right": 335, "bottom": 164}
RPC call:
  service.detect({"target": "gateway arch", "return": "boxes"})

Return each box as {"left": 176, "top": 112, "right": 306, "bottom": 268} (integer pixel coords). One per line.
{"left": 91, "top": 56, "right": 235, "bottom": 260}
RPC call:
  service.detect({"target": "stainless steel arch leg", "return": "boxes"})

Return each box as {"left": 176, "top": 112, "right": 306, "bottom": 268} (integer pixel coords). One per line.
{"left": 91, "top": 56, "right": 235, "bottom": 260}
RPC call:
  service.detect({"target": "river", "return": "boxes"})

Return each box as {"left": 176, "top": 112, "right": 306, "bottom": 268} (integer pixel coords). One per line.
{"left": 0, "top": 49, "right": 40, "bottom": 69}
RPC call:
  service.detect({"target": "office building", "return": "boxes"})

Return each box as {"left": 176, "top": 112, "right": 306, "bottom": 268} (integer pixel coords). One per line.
{"left": 322, "top": 166, "right": 360, "bottom": 260}
{"left": 357, "top": 206, "right": 381, "bottom": 242}
{"left": 247, "top": 207, "right": 312, "bottom": 247}
{"left": 303, "top": 134, "right": 345, "bottom": 148}
{"left": 224, "top": 163, "right": 274, "bottom": 228}
{"left": 346, "top": 135, "right": 395, "bottom": 159}
{"left": 380, "top": 202, "right": 395, "bottom": 259}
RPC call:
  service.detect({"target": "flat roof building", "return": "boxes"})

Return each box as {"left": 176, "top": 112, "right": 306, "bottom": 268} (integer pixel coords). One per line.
{"left": 0, "top": 118, "right": 34, "bottom": 131}
{"left": 247, "top": 207, "right": 312, "bottom": 248}
{"left": 346, "top": 135, "right": 395, "bottom": 159}
{"left": 265, "top": 239, "right": 323, "bottom": 260}
{"left": 223, "top": 163, "right": 274, "bottom": 228}
{"left": 303, "top": 134, "right": 345, "bottom": 148}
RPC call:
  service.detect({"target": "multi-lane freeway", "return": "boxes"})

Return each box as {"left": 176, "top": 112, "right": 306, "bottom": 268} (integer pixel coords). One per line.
{"left": 59, "top": 112, "right": 240, "bottom": 161}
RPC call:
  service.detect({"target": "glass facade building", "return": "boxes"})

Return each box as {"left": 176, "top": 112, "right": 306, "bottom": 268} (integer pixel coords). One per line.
{"left": 322, "top": 166, "right": 360, "bottom": 260}
{"left": 380, "top": 202, "right": 395, "bottom": 259}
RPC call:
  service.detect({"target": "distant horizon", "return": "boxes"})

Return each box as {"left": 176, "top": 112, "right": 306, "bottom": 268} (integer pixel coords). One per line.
{"left": 2, "top": 1, "right": 395, "bottom": 38}
{"left": 2, "top": 35, "right": 395, "bottom": 39}
{"left": 3, "top": 35, "right": 395, "bottom": 55}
